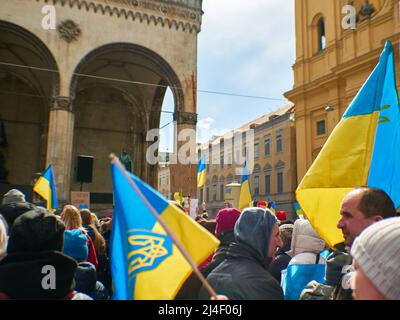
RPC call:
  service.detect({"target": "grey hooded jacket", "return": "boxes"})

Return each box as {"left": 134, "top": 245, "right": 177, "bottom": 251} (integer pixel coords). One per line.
{"left": 198, "top": 207, "right": 284, "bottom": 300}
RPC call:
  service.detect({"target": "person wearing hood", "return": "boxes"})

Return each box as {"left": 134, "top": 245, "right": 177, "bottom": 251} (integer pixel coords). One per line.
{"left": 269, "top": 223, "right": 293, "bottom": 283}
{"left": 0, "top": 208, "right": 91, "bottom": 299}
{"left": 0, "top": 189, "right": 36, "bottom": 232}
{"left": 198, "top": 207, "right": 283, "bottom": 300}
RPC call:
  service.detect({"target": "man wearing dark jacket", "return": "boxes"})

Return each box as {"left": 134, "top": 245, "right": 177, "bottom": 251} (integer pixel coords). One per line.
{"left": 332, "top": 187, "right": 397, "bottom": 300}
{"left": 198, "top": 207, "right": 284, "bottom": 300}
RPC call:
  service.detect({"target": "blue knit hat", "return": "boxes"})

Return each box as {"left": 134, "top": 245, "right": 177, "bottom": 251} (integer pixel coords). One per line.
{"left": 63, "top": 229, "right": 88, "bottom": 261}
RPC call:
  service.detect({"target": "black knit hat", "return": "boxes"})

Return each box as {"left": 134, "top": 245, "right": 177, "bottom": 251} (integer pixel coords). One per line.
{"left": 7, "top": 208, "right": 65, "bottom": 254}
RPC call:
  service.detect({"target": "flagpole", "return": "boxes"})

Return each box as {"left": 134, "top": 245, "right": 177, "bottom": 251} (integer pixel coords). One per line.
{"left": 109, "top": 154, "right": 218, "bottom": 299}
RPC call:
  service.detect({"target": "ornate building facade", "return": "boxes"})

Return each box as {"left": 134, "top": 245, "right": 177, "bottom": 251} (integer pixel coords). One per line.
{"left": 285, "top": 0, "right": 400, "bottom": 182}
{"left": 198, "top": 104, "right": 297, "bottom": 219}
{"left": 0, "top": 0, "right": 202, "bottom": 207}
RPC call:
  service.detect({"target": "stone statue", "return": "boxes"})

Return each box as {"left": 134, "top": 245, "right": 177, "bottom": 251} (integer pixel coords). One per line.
{"left": 359, "top": 0, "right": 375, "bottom": 22}
{"left": 119, "top": 149, "right": 133, "bottom": 173}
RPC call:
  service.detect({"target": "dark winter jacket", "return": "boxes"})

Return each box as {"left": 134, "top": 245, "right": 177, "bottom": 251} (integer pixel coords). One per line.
{"left": 0, "top": 250, "right": 80, "bottom": 299}
{"left": 75, "top": 262, "right": 109, "bottom": 300}
{"left": 198, "top": 208, "right": 284, "bottom": 300}
{"left": 269, "top": 242, "right": 292, "bottom": 283}
{"left": 201, "top": 230, "right": 235, "bottom": 279}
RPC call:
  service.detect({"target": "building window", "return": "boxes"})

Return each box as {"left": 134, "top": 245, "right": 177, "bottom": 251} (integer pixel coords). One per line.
{"left": 254, "top": 176, "right": 259, "bottom": 196}
{"left": 265, "top": 174, "right": 271, "bottom": 196}
{"left": 318, "top": 18, "right": 326, "bottom": 51}
{"left": 254, "top": 139, "right": 259, "bottom": 160}
{"left": 212, "top": 183, "right": 217, "bottom": 201}
{"left": 206, "top": 187, "right": 210, "bottom": 202}
{"left": 221, "top": 154, "right": 224, "bottom": 169}
{"left": 277, "top": 172, "right": 284, "bottom": 193}
{"left": 317, "top": 120, "right": 326, "bottom": 136}
{"left": 227, "top": 151, "right": 232, "bottom": 167}
{"left": 220, "top": 183, "right": 224, "bottom": 201}
{"left": 276, "top": 134, "right": 283, "bottom": 153}
{"left": 199, "top": 188, "right": 203, "bottom": 204}
{"left": 264, "top": 136, "right": 271, "bottom": 156}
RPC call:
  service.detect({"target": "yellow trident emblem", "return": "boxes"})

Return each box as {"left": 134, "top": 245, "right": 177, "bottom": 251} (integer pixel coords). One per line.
{"left": 127, "top": 231, "right": 172, "bottom": 277}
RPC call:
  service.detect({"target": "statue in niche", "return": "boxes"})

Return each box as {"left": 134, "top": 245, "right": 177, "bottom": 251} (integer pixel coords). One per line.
{"left": 359, "top": 0, "right": 375, "bottom": 22}
{"left": 0, "top": 116, "right": 8, "bottom": 183}
{"left": 119, "top": 149, "right": 133, "bottom": 173}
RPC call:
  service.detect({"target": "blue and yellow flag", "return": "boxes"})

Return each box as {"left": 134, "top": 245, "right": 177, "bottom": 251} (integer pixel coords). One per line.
{"left": 110, "top": 163, "right": 219, "bottom": 300}
{"left": 239, "top": 161, "right": 252, "bottom": 211}
{"left": 296, "top": 41, "right": 400, "bottom": 248}
{"left": 270, "top": 201, "right": 277, "bottom": 215}
{"left": 197, "top": 156, "right": 206, "bottom": 188}
{"left": 294, "top": 202, "right": 303, "bottom": 217}
{"left": 33, "top": 164, "right": 58, "bottom": 211}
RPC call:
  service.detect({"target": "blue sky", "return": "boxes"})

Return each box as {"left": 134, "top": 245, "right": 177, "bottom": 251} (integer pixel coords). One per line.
{"left": 159, "top": 0, "right": 295, "bottom": 151}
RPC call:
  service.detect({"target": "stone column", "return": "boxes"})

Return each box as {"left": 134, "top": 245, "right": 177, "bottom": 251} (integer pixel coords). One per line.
{"left": 171, "top": 111, "right": 198, "bottom": 197}
{"left": 46, "top": 96, "right": 75, "bottom": 206}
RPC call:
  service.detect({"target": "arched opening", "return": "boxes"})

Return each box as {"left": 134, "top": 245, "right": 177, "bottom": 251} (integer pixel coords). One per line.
{"left": 317, "top": 18, "right": 326, "bottom": 52}
{"left": 0, "top": 21, "right": 59, "bottom": 190}
{"left": 70, "top": 43, "right": 183, "bottom": 201}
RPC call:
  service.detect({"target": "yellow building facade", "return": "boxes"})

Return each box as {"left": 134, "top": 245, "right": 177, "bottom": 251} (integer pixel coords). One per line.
{"left": 198, "top": 104, "right": 297, "bottom": 218}
{"left": 285, "top": 0, "right": 400, "bottom": 182}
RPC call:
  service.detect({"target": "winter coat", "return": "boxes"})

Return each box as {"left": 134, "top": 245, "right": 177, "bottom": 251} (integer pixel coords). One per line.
{"left": 269, "top": 241, "right": 292, "bottom": 283}
{"left": 74, "top": 262, "right": 109, "bottom": 300}
{"left": 175, "top": 231, "right": 236, "bottom": 300}
{"left": 0, "top": 250, "right": 91, "bottom": 299}
{"left": 201, "top": 230, "right": 235, "bottom": 278}
{"left": 286, "top": 219, "right": 326, "bottom": 266}
{"left": 198, "top": 208, "right": 283, "bottom": 300}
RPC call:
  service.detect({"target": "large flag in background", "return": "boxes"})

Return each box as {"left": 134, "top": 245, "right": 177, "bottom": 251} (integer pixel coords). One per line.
{"left": 296, "top": 41, "right": 400, "bottom": 248}
{"left": 239, "top": 161, "right": 252, "bottom": 211}
{"left": 33, "top": 164, "right": 58, "bottom": 211}
{"left": 110, "top": 163, "right": 220, "bottom": 300}
{"left": 197, "top": 156, "right": 206, "bottom": 188}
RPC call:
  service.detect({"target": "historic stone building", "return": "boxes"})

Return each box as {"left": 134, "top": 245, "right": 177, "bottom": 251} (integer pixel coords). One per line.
{"left": 0, "top": 0, "right": 202, "bottom": 208}
{"left": 198, "top": 104, "right": 297, "bottom": 219}
{"left": 285, "top": 0, "right": 400, "bottom": 182}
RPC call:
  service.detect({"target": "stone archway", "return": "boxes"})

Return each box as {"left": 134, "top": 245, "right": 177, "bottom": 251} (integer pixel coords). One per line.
{"left": 0, "top": 20, "right": 59, "bottom": 187}
{"left": 69, "top": 42, "right": 185, "bottom": 199}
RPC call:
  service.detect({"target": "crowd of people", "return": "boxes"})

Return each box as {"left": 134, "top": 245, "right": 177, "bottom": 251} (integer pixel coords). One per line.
{"left": 0, "top": 189, "right": 112, "bottom": 299}
{"left": 0, "top": 186, "right": 399, "bottom": 300}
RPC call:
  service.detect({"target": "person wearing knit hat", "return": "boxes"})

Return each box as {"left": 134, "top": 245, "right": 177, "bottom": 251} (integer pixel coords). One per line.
{"left": 257, "top": 201, "right": 267, "bottom": 209}
{"left": 350, "top": 217, "right": 400, "bottom": 300}
{"left": 0, "top": 208, "right": 92, "bottom": 299}
{"left": 0, "top": 189, "right": 36, "bottom": 232}
{"left": 276, "top": 211, "right": 287, "bottom": 223}
{"left": 199, "top": 207, "right": 284, "bottom": 300}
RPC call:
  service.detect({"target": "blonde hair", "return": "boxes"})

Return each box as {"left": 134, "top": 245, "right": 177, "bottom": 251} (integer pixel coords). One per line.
{"left": 79, "top": 209, "right": 106, "bottom": 257}
{"left": 61, "top": 205, "right": 83, "bottom": 230}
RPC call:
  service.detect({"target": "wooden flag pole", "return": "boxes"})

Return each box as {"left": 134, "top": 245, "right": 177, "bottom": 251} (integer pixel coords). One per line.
{"left": 109, "top": 153, "right": 218, "bottom": 299}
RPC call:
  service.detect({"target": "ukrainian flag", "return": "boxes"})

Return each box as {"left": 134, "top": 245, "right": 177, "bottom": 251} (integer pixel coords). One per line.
{"left": 110, "top": 163, "right": 219, "bottom": 300}
{"left": 294, "top": 202, "right": 303, "bottom": 217}
{"left": 239, "top": 161, "right": 252, "bottom": 211}
{"left": 296, "top": 41, "right": 400, "bottom": 248}
{"left": 33, "top": 164, "right": 58, "bottom": 211}
{"left": 270, "top": 201, "right": 277, "bottom": 215}
{"left": 197, "top": 156, "right": 206, "bottom": 188}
